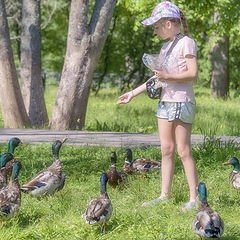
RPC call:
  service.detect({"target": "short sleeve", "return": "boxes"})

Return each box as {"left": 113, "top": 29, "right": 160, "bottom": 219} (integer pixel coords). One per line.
{"left": 182, "top": 37, "right": 197, "bottom": 58}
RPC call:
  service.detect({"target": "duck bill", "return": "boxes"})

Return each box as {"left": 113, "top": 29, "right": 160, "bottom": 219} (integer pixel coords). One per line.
{"left": 61, "top": 137, "right": 68, "bottom": 143}
{"left": 223, "top": 161, "right": 230, "bottom": 165}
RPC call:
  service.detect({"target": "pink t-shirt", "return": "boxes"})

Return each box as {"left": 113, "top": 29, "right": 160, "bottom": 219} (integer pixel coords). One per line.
{"left": 158, "top": 36, "right": 197, "bottom": 103}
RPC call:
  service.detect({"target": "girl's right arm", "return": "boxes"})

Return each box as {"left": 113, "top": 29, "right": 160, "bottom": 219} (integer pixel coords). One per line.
{"left": 116, "top": 82, "right": 147, "bottom": 104}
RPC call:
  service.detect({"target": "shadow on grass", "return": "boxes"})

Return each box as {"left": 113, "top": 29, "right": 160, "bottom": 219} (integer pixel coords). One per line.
{"left": 221, "top": 236, "right": 239, "bottom": 240}
{"left": 16, "top": 212, "right": 45, "bottom": 229}
{"left": 219, "top": 195, "right": 239, "bottom": 205}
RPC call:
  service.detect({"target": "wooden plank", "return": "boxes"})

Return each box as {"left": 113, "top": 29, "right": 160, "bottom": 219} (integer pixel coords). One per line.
{"left": 0, "top": 128, "right": 239, "bottom": 147}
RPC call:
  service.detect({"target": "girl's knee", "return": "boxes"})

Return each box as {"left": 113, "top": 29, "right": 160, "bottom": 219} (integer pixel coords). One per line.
{"left": 177, "top": 145, "right": 192, "bottom": 160}
{"left": 161, "top": 144, "right": 175, "bottom": 158}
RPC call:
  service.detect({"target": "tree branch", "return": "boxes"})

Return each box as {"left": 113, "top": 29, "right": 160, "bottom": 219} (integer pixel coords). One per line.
{"left": 89, "top": 0, "right": 117, "bottom": 47}
{"left": 67, "top": 0, "right": 89, "bottom": 47}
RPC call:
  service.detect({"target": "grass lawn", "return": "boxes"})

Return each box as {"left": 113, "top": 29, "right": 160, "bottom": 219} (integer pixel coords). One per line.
{"left": 0, "top": 139, "right": 239, "bottom": 239}
{"left": 43, "top": 85, "right": 240, "bottom": 136}
{"left": 0, "top": 85, "right": 239, "bottom": 136}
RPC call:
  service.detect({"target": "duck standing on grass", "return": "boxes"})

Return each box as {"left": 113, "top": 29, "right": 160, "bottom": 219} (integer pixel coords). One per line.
{"left": 123, "top": 148, "right": 161, "bottom": 174}
{"left": 21, "top": 139, "right": 67, "bottom": 197}
{"left": 107, "top": 152, "right": 128, "bottom": 188}
{"left": 193, "top": 182, "right": 224, "bottom": 238}
{"left": 83, "top": 173, "right": 112, "bottom": 225}
{"left": 223, "top": 157, "right": 240, "bottom": 190}
{"left": 0, "top": 153, "right": 14, "bottom": 189}
{"left": 0, "top": 161, "right": 22, "bottom": 220}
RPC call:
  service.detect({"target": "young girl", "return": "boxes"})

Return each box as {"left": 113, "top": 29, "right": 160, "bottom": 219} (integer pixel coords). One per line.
{"left": 117, "top": 1, "right": 198, "bottom": 211}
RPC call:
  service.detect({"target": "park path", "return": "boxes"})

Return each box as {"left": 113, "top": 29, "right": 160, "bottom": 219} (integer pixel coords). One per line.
{"left": 0, "top": 128, "right": 239, "bottom": 147}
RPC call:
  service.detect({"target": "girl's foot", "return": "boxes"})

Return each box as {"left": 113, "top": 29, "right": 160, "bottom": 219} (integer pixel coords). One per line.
{"left": 142, "top": 196, "right": 170, "bottom": 207}
{"left": 182, "top": 201, "right": 196, "bottom": 212}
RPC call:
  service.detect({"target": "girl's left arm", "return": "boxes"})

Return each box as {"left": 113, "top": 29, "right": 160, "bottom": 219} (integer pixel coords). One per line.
{"left": 154, "top": 55, "right": 198, "bottom": 83}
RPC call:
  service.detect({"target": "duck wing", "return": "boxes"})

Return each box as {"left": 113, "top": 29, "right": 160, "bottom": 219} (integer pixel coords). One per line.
{"left": 132, "top": 158, "right": 160, "bottom": 172}
{"left": 0, "top": 168, "right": 7, "bottom": 189}
{"left": 84, "top": 195, "right": 112, "bottom": 224}
{"left": 230, "top": 171, "right": 240, "bottom": 190}
{"left": 194, "top": 206, "right": 224, "bottom": 238}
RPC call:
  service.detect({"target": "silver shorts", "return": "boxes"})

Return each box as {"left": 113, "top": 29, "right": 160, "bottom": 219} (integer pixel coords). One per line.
{"left": 156, "top": 101, "right": 196, "bottom": 124}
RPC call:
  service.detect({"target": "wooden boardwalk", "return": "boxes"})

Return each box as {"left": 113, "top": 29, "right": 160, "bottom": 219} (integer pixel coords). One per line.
{"left": 0, "top": 128, "right": 239, "bottom": 147}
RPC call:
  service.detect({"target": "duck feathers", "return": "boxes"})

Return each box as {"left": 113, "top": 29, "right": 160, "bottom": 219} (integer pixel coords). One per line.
{"left": 83, "top": 173, "right": 112, "bottom": 225}
{"left": 0, "top": 161, "right": 21, "bottom": 220}
{"left": 21, "top": 140, "right": 66, "bottom": 197}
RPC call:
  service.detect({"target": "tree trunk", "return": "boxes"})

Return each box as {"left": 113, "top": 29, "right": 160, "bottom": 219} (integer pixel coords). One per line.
{"left": 0, "top": 0, "right": 30, "bottom": 128}
{"left": 210, "top": 36, "right": 229, "bottom": 99}
{"left": 51, "top": 0, "right": 117, "bottom": 130}
{"left": 21, "top": 0, "right": 48, "bottom": 127}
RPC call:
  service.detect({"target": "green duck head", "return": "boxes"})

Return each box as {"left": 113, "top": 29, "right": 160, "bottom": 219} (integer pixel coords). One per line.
{"left": 11, "top": 161, "right": 22, "bottom": 180}
{"left": 125, "top": 148, "right": 133, "bottom": 164}
{"left": 223, "top": 157, "right": 240, "bottom": 171}
{"left": 0, "top": 153, "right": 14, "bottom": 168}
{"left": 7, "top": 138, "right": 22, "bottom": 154}
{"left": 100, "top": 173, "right": 108, "bottom": 194}
{"left": 110, "top": 152, "right": 117, "bottom": 165}
{"left": 198, "top": 182, "right": 208, "bottom": 204}
{"left": 52, "top": 138, "right": 67, "bottom": 159}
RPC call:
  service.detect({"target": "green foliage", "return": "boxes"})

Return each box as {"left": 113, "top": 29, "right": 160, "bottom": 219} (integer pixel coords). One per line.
{"left": 7, "top": 0, "right": 240, "bottom": 90}
{"left": 0, "top": 140, "right": 239, "bottom": 239}
{"left": 85, "top": 87, "right": 240, "bottom": 136}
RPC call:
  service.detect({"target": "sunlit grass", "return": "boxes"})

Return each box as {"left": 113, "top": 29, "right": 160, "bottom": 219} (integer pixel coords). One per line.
{"left": 0, "top": 139, "right": 239, "bottom": 239}
{"left": 1, "top": 85, "right": 240, "bottom": 136}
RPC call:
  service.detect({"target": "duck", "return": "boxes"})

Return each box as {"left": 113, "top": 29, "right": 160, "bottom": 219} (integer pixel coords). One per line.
{"left": 0, "top": 161, "right": 22, "bottom": 220}
{"left": 0, "top": 153, "right": 14, "bottom": 189}
{"left": 123, "top": 148, "right": 161, "bottom": 174}
{"left": 2, "top": 138, "right": 21, "bottom": 173}
{"left": 7, "top": 137, "right": 22, "bottom": 154}
{"left": 223, "top": 157, "right": 240, "bottom": 190}
{"left": 107, "top": 152, "right": 128, "bottom": 188}
{"left": 21, "top": 139, "right": 66, "bottom": 197}
{"left": 83, "top": 173, "right": 112, "bottom": 225}
{"left": 193, "top": 182, "right": 224, "bottom": 238}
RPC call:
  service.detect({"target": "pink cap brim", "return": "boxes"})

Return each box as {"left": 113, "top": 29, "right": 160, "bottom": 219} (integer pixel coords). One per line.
{"left": 141, "top": 15, "right": 161, "bottom": 26}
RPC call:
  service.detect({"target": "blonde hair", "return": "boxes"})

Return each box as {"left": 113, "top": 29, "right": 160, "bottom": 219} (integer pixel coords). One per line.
{"left": 160, "top": 10, "right": 189, "bottom": 36}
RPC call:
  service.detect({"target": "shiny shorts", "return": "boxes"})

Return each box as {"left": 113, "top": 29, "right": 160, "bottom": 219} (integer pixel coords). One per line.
{"left": 156, "top": 101, "right": 196, "bottom": 124}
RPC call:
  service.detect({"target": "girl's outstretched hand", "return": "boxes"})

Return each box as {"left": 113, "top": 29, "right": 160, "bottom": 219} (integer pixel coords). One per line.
{"left": 117, "top": 91, "right": 134, "bottom": 104}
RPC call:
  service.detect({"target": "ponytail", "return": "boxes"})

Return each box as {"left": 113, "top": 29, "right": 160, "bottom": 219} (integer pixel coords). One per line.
{"left": 179, "top": 10, "right": 189, "bottom": 36}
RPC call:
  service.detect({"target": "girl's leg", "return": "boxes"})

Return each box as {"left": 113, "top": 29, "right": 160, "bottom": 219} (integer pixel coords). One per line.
{"left": 142, "top": 118, "right": 175, "bottom": 206}
{"left": 158, "top": 118, "right": 176, "bottom": 198}
{"left": 174, "top": 119, "right": 198, "bottom": 203}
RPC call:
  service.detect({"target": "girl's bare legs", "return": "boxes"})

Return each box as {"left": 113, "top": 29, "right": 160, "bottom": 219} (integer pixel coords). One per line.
{"left": 174, "top": 119, "right": 198, "bottom": 204}
{"left": 142, "top": 118, "right": 175, "bottom": 206}
{"left": 158, "top": 118, "right": 175, "bottom": 198}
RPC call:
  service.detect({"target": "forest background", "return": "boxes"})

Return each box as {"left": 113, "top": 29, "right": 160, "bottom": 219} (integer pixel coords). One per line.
{"left": 1, "top": 0, "right": 240, "bottom": 133}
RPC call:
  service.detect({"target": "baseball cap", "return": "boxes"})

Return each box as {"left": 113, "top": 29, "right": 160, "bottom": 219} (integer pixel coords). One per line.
{"left": 141, "top": 1, "right": 181, "bottom": 26}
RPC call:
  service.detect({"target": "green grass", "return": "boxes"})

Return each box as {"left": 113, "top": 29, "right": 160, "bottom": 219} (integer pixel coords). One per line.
{"left": 0, "top": 139, "right": 239, "bottom": 239}
{"left": 1, "top": 85, "right": 240, "bottom": 136}
{"left": 87, "top": 87, "right": 240, "bottom": 136}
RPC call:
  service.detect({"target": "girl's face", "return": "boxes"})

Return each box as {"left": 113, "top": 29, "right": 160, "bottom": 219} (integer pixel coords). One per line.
{"left": 153, "top": 19, "right": 172, "bottom": 40}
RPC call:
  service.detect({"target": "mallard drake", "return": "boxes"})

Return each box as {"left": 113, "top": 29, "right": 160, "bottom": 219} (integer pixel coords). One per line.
{"left": 0, "top": 153, "right": 14, "bottom": 189}
{"left": 0, "top": 161, "right": 22, "bottom": 220}
{"left": 1, "top": 138, "right": 21, "bottom": 173}
{"left": 223, "top": 157, "right": 240, "bottom": 190}
{"left": 83, "top": 173, "right": 112, "bottom": 225}
{"left": 7, "top": 137, "right": 22, "bottom": 154}
{"left": 193, "top": 182, "right": 224, "bottom": 238}
{"left": 123, "top": 148, "right": 161, "bottom": 174}
{"left": 107, "top": 152, "right": 128, "bottom": 188}
{"left": 21, "top": 139, "right": 66, "bottom": 197}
